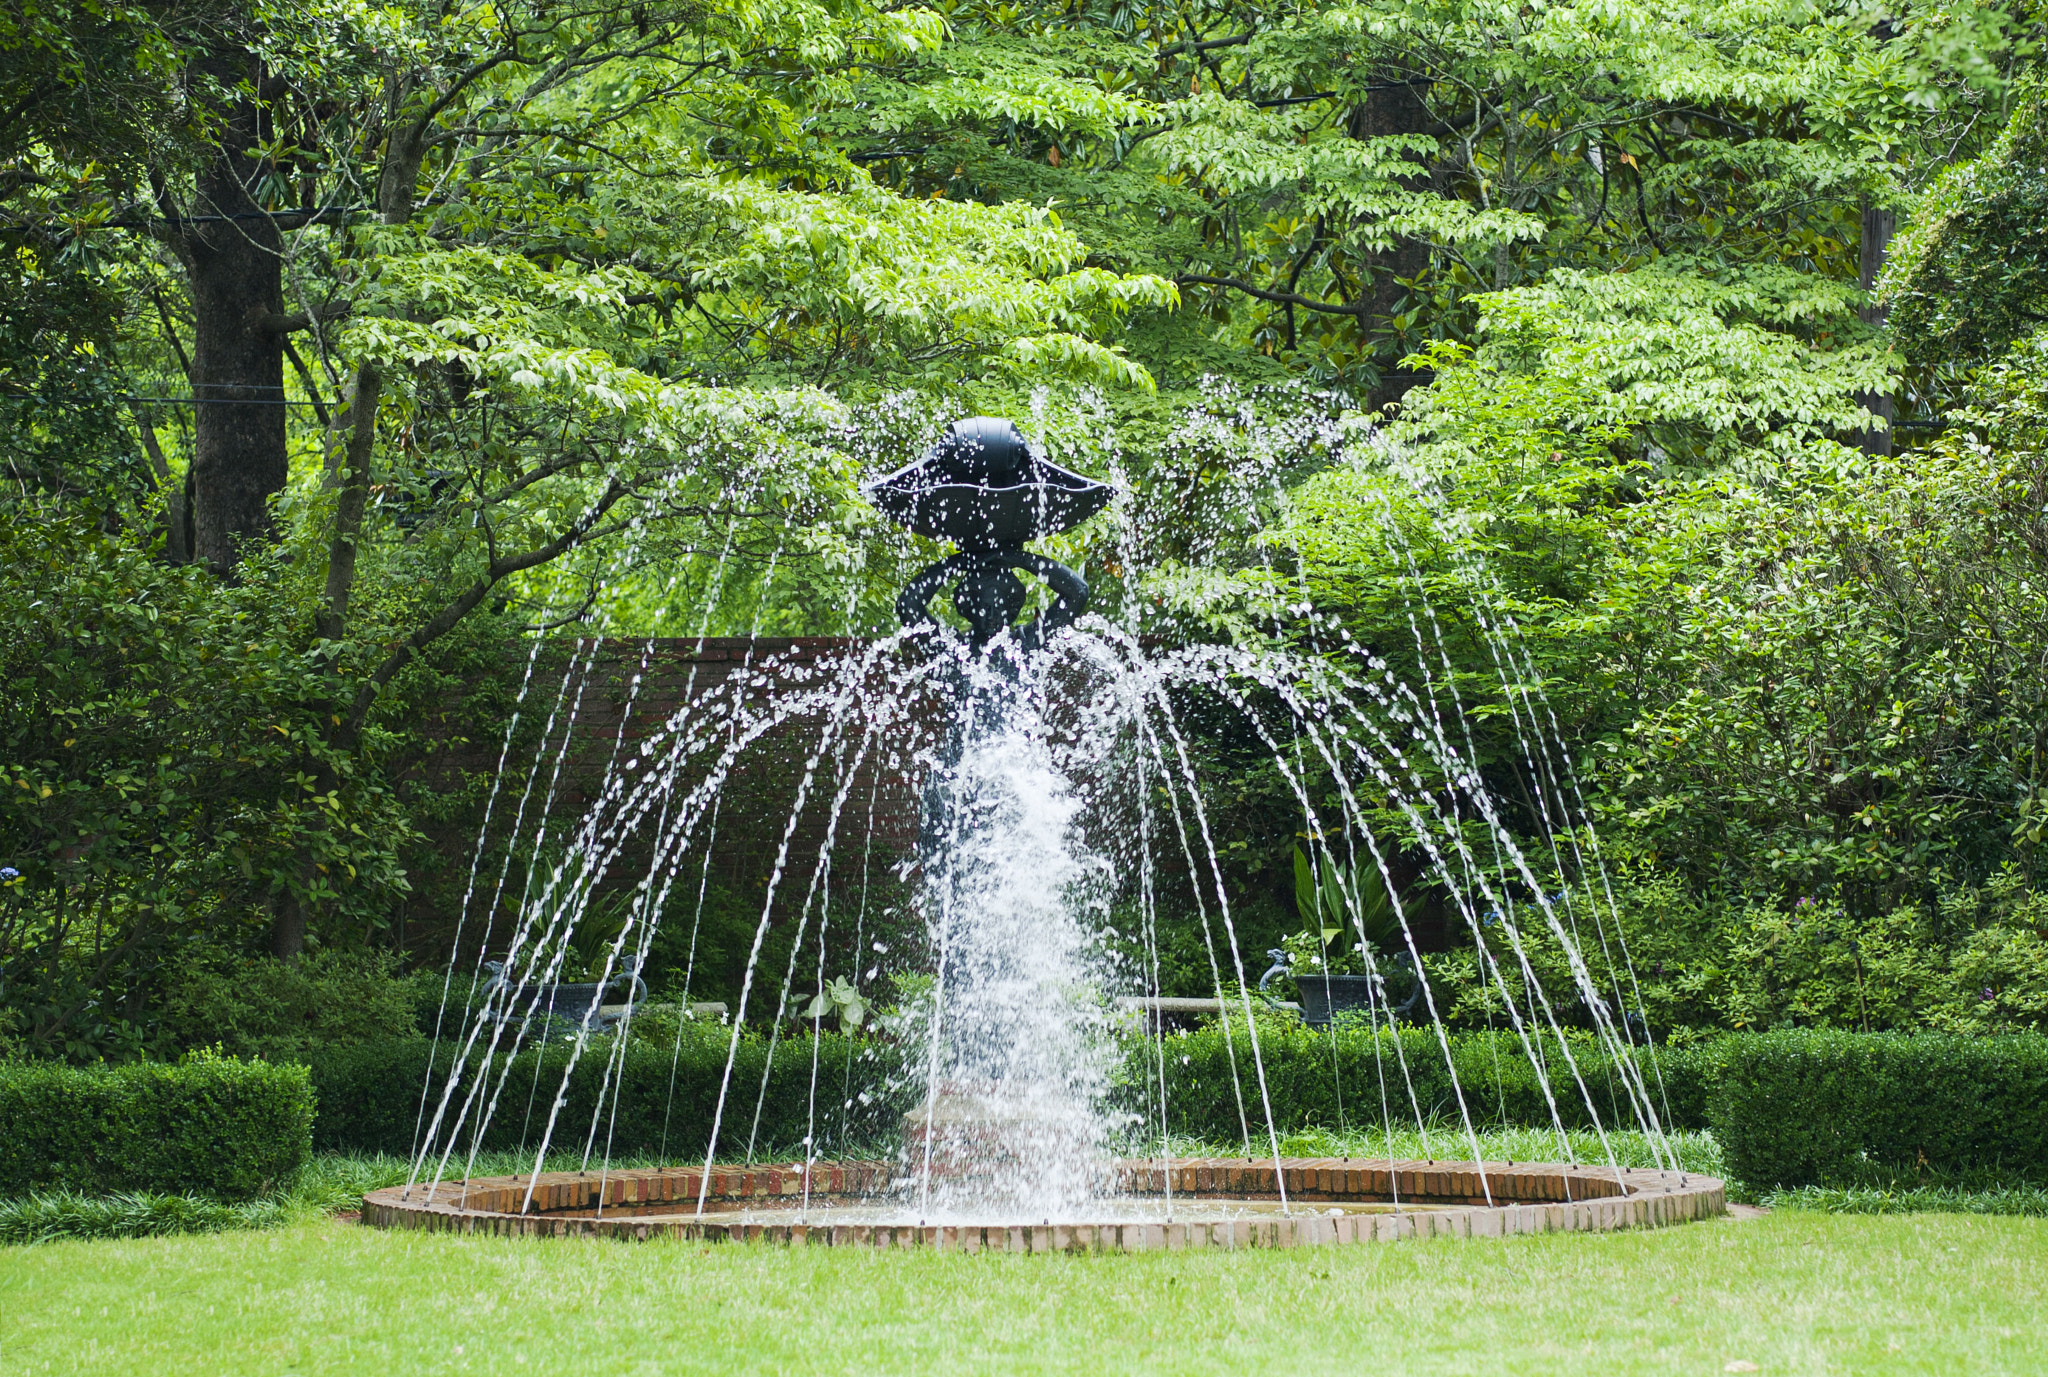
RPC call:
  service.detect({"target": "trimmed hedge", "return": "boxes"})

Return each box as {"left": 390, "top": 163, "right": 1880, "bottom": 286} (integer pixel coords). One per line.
{"left": 1129, "top": 1021, "right": 1713, "bottom": 1140}
{"left": 1707, "top": 1030, "right": 2048, "bottom": 1189}
{"left": 308, "top": 1024, "right": 1707, "bottom": 1161}
{"left": 306, "top": 1030, "right": 916, "bottom": 1157}
{"left": 0, "top": 1055, "right": 315, "bottom": 1200}
{"left": 307, "top": 1024, "right": 1711, "bottom": 1160}
{"left": 292, "top": 1023, "right": 2048, "bottom": 1192}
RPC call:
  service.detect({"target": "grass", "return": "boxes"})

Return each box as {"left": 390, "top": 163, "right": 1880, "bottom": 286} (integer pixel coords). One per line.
{"left": 3, "top": 1207, "right": 2045, "bottom": 1375}
{"left": 1761, "top": 1184, "right": 2048, "bottom": 1218}
{"left": 6, "top": 1134, "right": 2045, "bottom": 1372}
{"left": 0, "top": 1150, "right": 677, "bottom": 1245}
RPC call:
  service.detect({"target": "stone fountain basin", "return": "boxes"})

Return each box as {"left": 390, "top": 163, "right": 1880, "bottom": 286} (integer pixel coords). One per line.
{"left": 362, "top": 1158, "right": 1725, "bottom": 1251}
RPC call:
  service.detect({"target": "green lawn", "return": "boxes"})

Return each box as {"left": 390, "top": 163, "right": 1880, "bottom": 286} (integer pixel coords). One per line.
{"left": 3, "top": 1208, "right": 2043, "bottom": 1375}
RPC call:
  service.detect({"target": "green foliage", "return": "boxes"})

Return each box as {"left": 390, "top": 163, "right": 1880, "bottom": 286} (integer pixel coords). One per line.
{"left": 1248, "top": 258, "right": 2048, "bottom": 1030}
{"left": 1292, "top": 844, "right": 1403, "bottom": 957}
{"left": 845, "top": 0, "right": 2009, "bottom": 394}
{"left": 0, "top": 241, "right": 143, "bottom": 501}
{"left": 156, "top": 950, "right": 422, "bottom": 1063}
{"left": 804, "top": 977, "right": 869, "bottom": 1031}
{"left": 1447, "top": 261, "right": 1893, "bottom": 464}
{"left": 0, "top": 0, "right": 205, "bottom": 186}
{"left": 0, "top": 514, "right": 407, "bottom": 1057}
{"left": 0, "top": 1051, "right": 315, "bottom": 1199}
{"left": 0, "top": 505, "right": 466, "bottom": 1058}
{"left": 1885, "top": 81, "right": 2048, "bottom": 371}
{"left": 1709, "top": 1031, "right": 2048, "bottom": 1189}
{"left": 1591, "top": 427, "right": 2048, "bottom": 914}
{"left": 1408, "top": 869, "right": 2048, "bottom": 1041}
{"left": 1712, "top": 878, "right": 2048, "bottom": 1035}
{"left": 0, "top": 1190, "right": 283, "bottom": 1246}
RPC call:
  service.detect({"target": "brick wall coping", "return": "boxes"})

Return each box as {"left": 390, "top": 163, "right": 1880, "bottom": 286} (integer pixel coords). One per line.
{"left": 361, "top": 1157, "right": 1726, "bottom": 1251}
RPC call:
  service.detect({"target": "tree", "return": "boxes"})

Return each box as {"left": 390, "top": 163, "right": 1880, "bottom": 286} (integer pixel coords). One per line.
{"left": 1, "top": 0, "right": 1179, "bottom": 973}
{"left": 820, "top": 0, "right": 2011, "bottom": 413}
{"left": 1884, "top": 79, "right": 2048, "bottom": 375}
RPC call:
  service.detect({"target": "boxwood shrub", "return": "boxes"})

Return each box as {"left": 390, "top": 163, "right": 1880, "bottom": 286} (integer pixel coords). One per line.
{"left": 0, "top": 1053, "right": 314, "bottom": 1199}
{"left": 1707, "top": 1030, "right": 2048, "bottom": 1189}
{"left": 1121, "top": 1020, "right": 1714, "bottom": 1142}
{"left": 305, "top": 1027, "right": 916, "bottom": 1158}
{"left": 308, "top": 1022, "right": 1710, "bottom": 1162}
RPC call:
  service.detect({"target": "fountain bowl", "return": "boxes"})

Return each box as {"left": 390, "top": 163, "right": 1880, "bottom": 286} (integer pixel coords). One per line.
{"left": 362, "top": 1157, "right": 1724, "bottom": 1251}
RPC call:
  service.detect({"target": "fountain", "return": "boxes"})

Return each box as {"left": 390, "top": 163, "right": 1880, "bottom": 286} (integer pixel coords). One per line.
{"left": 363, "top": 412, "right": 1726, "bottom": 1251}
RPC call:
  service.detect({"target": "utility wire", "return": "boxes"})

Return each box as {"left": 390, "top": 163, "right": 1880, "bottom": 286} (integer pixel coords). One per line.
{"left": 7, "top": 393, "right": 332, "bottom": 407}
{"left": 63, "top": 206, "right": 369, "bottom": 230}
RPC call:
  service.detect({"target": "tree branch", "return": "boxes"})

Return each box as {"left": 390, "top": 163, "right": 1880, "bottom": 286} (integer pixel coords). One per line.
{"left": 1157, "top": 32, "right": 1253, "bottom": 57}
{"left": 281, "top": 336, "right": 331, "bottom": 429}
{"left": 261, "top": 301, "right": 352, "bottom": 334}
{"left": 1178, "top": 274, "right": 1368, "bottom": 316}
{"left": 340, "top": 478, "right": 628, "bottom": 742}
{"left": 316, "top": 363, "right": 381, "bottom": 644}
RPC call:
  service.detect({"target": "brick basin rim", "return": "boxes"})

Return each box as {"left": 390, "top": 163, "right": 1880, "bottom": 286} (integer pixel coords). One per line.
{"left": 362, "top": 1158, "right": 1726, "bottom": 1248}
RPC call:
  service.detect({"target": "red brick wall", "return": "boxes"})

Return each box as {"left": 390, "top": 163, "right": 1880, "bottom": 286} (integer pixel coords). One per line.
{"left": 478, "top": 636, "right": 930, "bottom": 887}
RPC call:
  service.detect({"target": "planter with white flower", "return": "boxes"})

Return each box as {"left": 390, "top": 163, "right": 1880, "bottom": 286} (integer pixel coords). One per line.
{"left": 1257, "top": 847, "right": 1422, "bottom": 1026}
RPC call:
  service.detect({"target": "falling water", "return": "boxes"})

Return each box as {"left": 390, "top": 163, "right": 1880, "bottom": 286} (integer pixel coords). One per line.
{"left": 905, "top": 651, "right": 1116, "bottom": 1216}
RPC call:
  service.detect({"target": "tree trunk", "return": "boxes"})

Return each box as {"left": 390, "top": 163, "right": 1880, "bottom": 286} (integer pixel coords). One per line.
{"left": 317, "top": 363, "right": 382, "bottom": 642}
{"left": 1350, "top": 79, "right": 1436, "bottom": 414}
{"left": 271, "top": 883, "right": 309, "bottom": 961}
{"left": 131, "top": 403, "right": 193, "bottom": 563}
{"left": 1858, "top": 198, "right": 1896, "bottom": 458}
{"left": 178, "top": 51, "right": 286, "bottom": 576}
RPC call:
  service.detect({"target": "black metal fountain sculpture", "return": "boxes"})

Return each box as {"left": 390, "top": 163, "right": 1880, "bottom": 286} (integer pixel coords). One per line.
{"left": 864, "top": 415, "right": 1115, "bottom": 855}
{"left": 865, "top": 417, "right": 1113, "bottom": 651}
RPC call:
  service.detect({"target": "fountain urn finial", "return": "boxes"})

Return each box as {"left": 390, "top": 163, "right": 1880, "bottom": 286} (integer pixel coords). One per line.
{"left": 864, "top": 417, "right": 1114, "bottom": 553}
{"left": 864, "top": 418, "right": 1112, "bottom": 647}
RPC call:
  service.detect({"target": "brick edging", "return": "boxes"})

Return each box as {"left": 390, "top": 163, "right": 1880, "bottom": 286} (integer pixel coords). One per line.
{"left": 362, "top": 1158, "right": 1725, "bottom": 1251}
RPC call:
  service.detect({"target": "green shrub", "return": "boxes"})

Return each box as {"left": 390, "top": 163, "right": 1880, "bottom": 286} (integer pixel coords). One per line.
{"left": 305, "top": 1025, "right": 915, "bottom": 1159}
{"left": 1709, "top": 1030, "right": 2048, "bottom": 1189}
{"left": 157, "top": 949, "right": 424, "bottom": 1063}
{"left": 1117, "top": 1020, "right": 1713, "bottom": 1143}
{"left": 0, "top": 1052, "right": 315, "bottom": 1199}
{"left": 0, "top": 512, "right": 427, "bottom": 1062}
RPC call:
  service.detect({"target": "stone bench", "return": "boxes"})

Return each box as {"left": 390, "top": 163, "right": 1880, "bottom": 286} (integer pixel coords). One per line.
{"left": 1112, "top": 996, "right": 1301, "bottom": 1032}
{"left": 480, "top": 956, "right": 648, "bottom": 1037}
